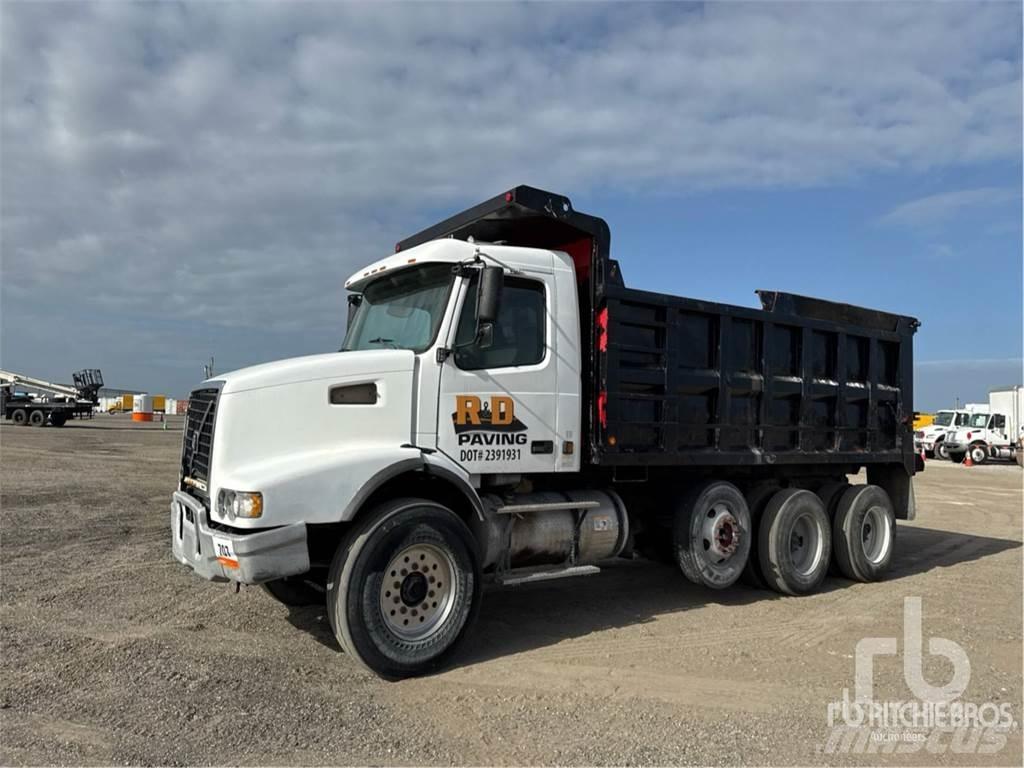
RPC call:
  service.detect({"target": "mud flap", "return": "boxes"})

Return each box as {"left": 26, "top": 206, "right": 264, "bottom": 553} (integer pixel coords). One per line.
{"left": 866, "top": 464, "right": 916, "bottom": 521}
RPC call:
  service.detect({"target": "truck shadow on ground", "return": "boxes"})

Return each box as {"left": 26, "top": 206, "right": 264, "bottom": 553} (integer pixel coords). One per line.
{"left": 283, "top": 523, "right": 1020, "bottom": 666}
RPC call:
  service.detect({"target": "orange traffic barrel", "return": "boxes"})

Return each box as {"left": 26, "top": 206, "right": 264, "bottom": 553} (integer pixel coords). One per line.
{"left": 132, "top": 394, "right": 154, "bottom": 422}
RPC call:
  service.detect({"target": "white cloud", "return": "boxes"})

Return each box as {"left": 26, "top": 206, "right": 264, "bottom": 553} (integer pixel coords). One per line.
{"left": 1, "top": 1, "right": 1021, "bottom": 392}
{"left": 879, "top": 187, "right": 1020, "bottom": 228}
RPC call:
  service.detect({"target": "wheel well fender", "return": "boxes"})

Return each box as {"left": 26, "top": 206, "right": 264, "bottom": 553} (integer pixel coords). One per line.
{"left": 343, "top": 461, "right": 483, "bottom": 524}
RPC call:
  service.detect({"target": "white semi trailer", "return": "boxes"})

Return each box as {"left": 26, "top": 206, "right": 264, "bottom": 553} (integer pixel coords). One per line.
{"left": 170, "top": 187, "right": 922, "bottom": 679}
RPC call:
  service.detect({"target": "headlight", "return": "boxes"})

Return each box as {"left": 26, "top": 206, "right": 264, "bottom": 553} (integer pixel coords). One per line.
{"left": 217, "top": 489, "right": 263, "bottom": 519}
{"left": 914, "top": 430, "right": 924, "bottom": 438}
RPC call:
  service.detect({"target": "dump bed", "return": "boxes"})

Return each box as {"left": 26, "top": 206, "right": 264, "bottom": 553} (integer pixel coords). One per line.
{"left": 397, "top": 185, "right": 919, "bottom": 474}
{"left": 597, "top": 286, "right": 918, "bottom": 471}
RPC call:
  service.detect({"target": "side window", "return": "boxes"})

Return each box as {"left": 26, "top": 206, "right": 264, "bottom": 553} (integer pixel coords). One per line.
{"left": 993, "top": 414, "right": 1006, "bottom": 430}
{"left": 454, "top": 274, "right": 546, "bottom": 370}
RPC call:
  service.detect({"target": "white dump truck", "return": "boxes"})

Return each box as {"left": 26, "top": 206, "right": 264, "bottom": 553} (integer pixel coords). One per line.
{"left": 171, "top": 187, "right": 921, "bottom": 679}
{"left": 944, "top": 386, "right": 1023, "bottom": 465}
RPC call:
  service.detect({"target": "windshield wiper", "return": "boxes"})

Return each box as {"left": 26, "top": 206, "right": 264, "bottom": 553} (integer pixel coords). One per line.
{"left": 368, "top": 337, "right": 399, "bottom": 349}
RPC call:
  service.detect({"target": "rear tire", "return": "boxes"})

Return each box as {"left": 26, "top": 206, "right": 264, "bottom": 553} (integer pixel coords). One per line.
{"left": 326, "top": 498, "right": 481, "bottom": 679}
{"left": 11, "top": 409, "right": 28, "bottom": 426}
{"left": 832, "top": 485, "right": 895, "bottom": 582}
{"left": 673, "top": 481, "right": 751, "bottom": 589}
{"left": 758, "top": 489, "right": 831, "bottom": 596}
{"left": 28, "top": 410, "right": 46, "bottom": 427}
{"left": 816, "top": 481, "right": 849, "bottom": 576}
{"left": 261, "top": 576, "right": 324, "bottom": 606}
{"left": 740, "top": 484, "right": 779, "bottom": 589}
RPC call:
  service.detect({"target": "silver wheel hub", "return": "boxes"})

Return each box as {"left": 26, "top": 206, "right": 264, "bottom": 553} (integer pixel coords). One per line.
{"left": 702, "top": 504, "right": 740, "bottom": 562}
{"left": 861, "top": 505, "right": 890, "bottom": 565}
{"left": 379, "top": 543, "right": 456, "bottom": 641}
{"left": 789, "top": 513, "right": 824, "bottom": 576}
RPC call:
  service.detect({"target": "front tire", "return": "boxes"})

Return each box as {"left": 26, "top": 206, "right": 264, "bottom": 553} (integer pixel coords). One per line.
{"left": 327, "top": 498, "right": 481, "bottom": 679}
{"left": 50, "top": 411, "right": 68, "bottom": 427}
{"left": 832, "top": 485, "right": 895, "bottom": 582}
{"left": 935, "top": 441, "right": 950, "bottom": 460}
{"left": 758, "top": 489, "right": 831, "bottom": 596}
{"left": 968, "top": 444, "right": 988, "bottom": 465}
{"left": 949, "top": 451, "right": 965, "bottom": 464}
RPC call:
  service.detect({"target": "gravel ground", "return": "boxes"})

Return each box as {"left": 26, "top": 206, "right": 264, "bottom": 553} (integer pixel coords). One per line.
{"left": 1, "top": 416, "right": 1021, "bottom": 766}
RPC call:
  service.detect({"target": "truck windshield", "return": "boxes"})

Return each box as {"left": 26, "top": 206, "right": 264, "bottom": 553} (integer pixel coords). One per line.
{"left": 342, "top": 263, "right": 453, "bottom": 353}
{"left": 933, "top": 412, "right": 954, "bottom": 427}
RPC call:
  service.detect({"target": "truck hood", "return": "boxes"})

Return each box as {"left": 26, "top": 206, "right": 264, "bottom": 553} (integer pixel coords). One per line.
{"left": 214, "top": 350, "right": 415, "bottom": 395}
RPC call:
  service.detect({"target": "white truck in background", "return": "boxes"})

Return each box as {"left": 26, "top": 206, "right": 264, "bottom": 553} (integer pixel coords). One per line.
{"left": 916, "top": 403, "right": 988, "bottom": 460}
{"left": 944, "top": 386, "right": 1024, "bottom": 465}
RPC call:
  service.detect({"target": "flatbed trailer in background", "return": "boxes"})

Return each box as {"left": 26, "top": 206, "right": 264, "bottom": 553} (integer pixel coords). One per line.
{"left": 0, "top": 369, "right": 103, "bottom": 427}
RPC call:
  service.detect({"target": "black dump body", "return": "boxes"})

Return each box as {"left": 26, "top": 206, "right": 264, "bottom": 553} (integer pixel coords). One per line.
{"left": 397, "top": 186, "right": 920, "bottom": 482}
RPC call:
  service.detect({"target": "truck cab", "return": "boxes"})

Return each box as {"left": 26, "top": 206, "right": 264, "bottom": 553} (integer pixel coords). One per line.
{"left": 944, "top": 412, "right": 1010, "bottom": 465}
{"left": 915, "top": 406, "right": 986, "bottom": 459}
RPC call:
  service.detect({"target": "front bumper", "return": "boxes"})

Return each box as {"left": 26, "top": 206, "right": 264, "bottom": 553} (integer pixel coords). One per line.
{"left": 171, "top": 491, "right": 309, "bottom": 583}
{"left": 943, "top": 440, "right": 967, "bottom": 453}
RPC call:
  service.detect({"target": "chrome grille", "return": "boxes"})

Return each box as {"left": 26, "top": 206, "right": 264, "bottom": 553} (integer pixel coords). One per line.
{"left": 181, "top": 387, "right": 219, "bottom": 498}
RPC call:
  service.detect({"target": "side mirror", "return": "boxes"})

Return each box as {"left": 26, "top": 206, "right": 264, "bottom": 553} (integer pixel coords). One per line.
{"left": 476, "top": 322, "right": 494, "bottom": 349}
{"left": 347, "top": 294, "right": 362, "bottom": 327}
{"left": 476, "top": 266, "right": 503, "bottom": 324}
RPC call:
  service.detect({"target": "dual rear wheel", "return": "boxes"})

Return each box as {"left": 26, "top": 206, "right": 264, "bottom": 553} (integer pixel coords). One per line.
{"left": 674, "top": 481, "right": 896, "bottom": 595}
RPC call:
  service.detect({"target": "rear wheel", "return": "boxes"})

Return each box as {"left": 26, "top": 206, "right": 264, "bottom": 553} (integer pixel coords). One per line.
{"left": 11, "top": 409, "right": 28, "bottom": 426}
{"left": 832, "top": 485, "right": 895, "bottom": 582}
{"left": 673, "top": 481, "right": 751, "bottom": 589}
{"left": 327, "top": 498, "right": 481, "bottom": 679}
{"left": 758, "top": 489, "right": 831, "bottom": 596}
{"left": 816, "top": 481, "right": 849, "bottom": 576}
{"left": 261, "top": 576, "right": 324, "bottom": 606}
{"left": 28, "top": 410, "right": 46, "bottom": 427}
{"left": 968, "top": 444, "right": 988, "bottom": 465}
{"left": 740, "top": 484, "right": 779, "bottom": 589}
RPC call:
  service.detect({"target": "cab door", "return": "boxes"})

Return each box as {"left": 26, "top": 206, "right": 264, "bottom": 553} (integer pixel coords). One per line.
{"left": 436, "top": 267, "right": 559, "bottom": 475}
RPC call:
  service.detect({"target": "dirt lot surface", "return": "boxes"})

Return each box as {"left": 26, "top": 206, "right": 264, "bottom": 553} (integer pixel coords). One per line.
{"left": 1, "top": 416, "right": 1021, "bottom": 766}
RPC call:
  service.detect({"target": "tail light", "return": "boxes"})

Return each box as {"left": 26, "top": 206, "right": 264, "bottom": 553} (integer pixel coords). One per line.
{"left": 596, "top": 307, "right": 608, "bottom": 353}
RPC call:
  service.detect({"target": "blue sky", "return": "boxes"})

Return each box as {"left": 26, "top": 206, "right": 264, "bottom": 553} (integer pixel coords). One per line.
{"left": 1, "top": 1, "right": 1021, "bottom": 410}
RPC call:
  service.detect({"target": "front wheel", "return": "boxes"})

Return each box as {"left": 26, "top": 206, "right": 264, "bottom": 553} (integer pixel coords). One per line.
{"left": 50, "top": 411, "right": 68, "bottom": 427}
{"left": 949, "top": 451, "right": 965, "bottom": 464}
{"left": 968, "top": 444, "right": 988, "bottom": 465}
{"left": 327, "top": 498, "right": 481, "bottom": 680}
{"left": 935, "top": 441, "right": 950, "bottom": 460}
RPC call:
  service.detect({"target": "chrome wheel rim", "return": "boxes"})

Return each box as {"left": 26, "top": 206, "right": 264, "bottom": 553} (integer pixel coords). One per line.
{"left": 861, "top": 505, "right": 891, "bottom": 565}
{"left": 701, "top": 503, "right": 741, "bottom": 564}
{"left": 971, "top": 446, "right": 986, "bottom": 463}
{"left": 379, "top": 543, "right": 456, "bottom": 641}
{"left": 789, "top": 513, "right": 824, "bottom": 576}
